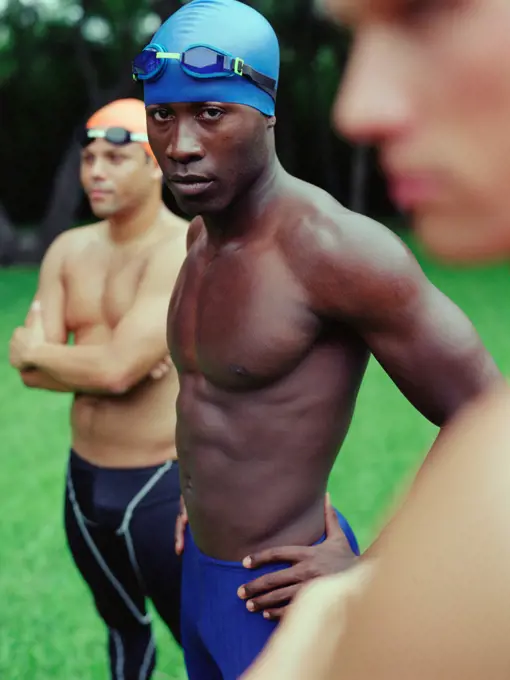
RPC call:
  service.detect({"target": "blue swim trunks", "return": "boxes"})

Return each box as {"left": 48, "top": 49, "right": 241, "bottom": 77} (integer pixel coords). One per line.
{"left": 181, "top": 510, "right": 359, "bottom": 680}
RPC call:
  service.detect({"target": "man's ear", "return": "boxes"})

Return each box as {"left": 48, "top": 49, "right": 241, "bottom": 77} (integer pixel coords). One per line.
{"left": 267, "top": 115, "right": 276, "bottom": 129}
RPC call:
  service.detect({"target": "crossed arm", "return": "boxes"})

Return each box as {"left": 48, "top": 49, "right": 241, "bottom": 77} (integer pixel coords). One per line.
{"left": 12, "top": 233, "right": 184, "bottom": 395}
{"left": 15, "top": 234, "right": 74, "bottom": 392}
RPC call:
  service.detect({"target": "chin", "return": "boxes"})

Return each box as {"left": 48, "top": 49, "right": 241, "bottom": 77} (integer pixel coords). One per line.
{"left": 89, "top": 204, "right": 115, "bottom": 219}
{"left": 172, "top": 192, "right": 231, "bottom": 218}
{"left": 92, "top": 208, "right": 115, "bottom": 220}
{"left": 416, "top": 211, "right": 510, "bottom": 265}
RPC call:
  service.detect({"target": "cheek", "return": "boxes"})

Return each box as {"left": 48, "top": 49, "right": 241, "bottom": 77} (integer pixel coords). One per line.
{"left": 80, "top": 165, "right": 90, "bottom": 188}
{"left": 422, "top": 2, "right": 510, "bottom": 108}
{"left": 220, "top": 131, "right": 266, "bottom": 182}
{"left": 417, "top": 209, "right": 510, "bottom": 264}
{"left": 114, "top": 164, "right": 146, "bottom": 194}
{"left": 418, "top": 5, "right": 510, "bottom": 212}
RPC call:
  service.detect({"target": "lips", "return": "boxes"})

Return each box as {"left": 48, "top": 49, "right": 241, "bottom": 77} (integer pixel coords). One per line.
{"left": 380, "top": 152, "right": 442, "bottom": 211}
{"left": 385, "top": 173, "right": 439, "bottom": 211}
{"left": 168, "top": 174, "right": 214, "bottom": 198}
{"left": 89, "top": 189, "right": 112, "bottom": 200}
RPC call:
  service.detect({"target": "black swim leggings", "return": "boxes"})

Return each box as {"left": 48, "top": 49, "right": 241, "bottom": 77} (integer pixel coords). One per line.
{"left": 65, "top": 449, "right": 182, "bottom": 680}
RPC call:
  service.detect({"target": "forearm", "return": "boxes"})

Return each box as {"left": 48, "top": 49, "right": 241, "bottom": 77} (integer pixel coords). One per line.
{"left": 27, "top": 342, "right": 121, "bottom": 394}
{"left": 20, "top": 369, "right": 74, "bottom": 393}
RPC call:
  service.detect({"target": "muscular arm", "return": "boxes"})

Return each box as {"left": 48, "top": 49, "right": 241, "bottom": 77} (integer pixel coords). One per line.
{"left": 25, "top": 239, "right": 185, "bottom": 394}
{"left": 237, "top": 211, "right": 502, "bottom": 617}
{"left": 306, "top": 213, "right": 501, "bottom": 555}
{"left": 21, "top": 369, "right": 71, "bottom": 392}
{"left": 308, "top": 213, "right": 501, "bottom": 426}
{"left": 17, "top": 233, "right": 73, "bottom": 393}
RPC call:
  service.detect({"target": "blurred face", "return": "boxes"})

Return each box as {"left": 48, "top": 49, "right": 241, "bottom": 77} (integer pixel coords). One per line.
{"left": 146, "top": 102, "right": 273, "bottom": 216}
{"left": 327, "top": 0, "right": 510, "bottom": 262}
{"left": 80, "top": 139, "right": 161, "bottom": 219}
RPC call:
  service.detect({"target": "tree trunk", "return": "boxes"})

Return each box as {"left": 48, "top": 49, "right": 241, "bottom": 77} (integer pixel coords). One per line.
{"left": 38, "top": 140, "right": 84, "bottom": 254}
{"left": 0, "top": 201, "right": 18, "bottom": 265}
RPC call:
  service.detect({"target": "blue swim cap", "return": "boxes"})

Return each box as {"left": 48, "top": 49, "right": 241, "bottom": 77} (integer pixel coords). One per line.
{"left": 142, "top": 0, "right": 279, "bottom": 116}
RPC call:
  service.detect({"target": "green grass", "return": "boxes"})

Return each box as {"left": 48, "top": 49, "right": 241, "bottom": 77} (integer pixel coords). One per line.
{"left": 1, "top": 244, "right": 509, "bottom": 679}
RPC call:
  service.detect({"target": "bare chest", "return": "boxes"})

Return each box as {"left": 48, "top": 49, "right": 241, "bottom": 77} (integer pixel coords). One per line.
{"left": 169, "top": 246, "right": 320, "bottom": 389}
{"left": 63, "top": 243, "right": 148, "bottom": 333}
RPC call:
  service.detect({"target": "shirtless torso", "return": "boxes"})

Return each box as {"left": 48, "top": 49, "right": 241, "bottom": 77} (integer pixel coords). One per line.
{"left": 67, "top": 221, "right": 181, "bottom": 465}
{"left": 22, "top": 210, "right": 187, "bottom": 467}
{"left": 168, "top": 174, "right": 498, "bottom": 561}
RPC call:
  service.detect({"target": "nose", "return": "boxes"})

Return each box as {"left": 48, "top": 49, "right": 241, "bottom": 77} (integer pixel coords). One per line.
{"left": 334, "top": 27, "right": 414, "bottom": 146}
{"left": 89, "top": 156, "right": 107, "bottom": 181}
{"left": 166, "top": 119, "right": 204, "bottom": 165}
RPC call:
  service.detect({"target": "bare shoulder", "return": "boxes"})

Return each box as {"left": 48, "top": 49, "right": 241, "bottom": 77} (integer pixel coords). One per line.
{"left": 41, "top": 222, "right": 104, "bottom": 267}
{"left": 284, "top": 182, "right": 414, "bottom": 274}
{"left": 145, "top": 218, "right": 188, "bottom": 286}
{"left": 279, "top": 181, "right": 424, "bottom": 318}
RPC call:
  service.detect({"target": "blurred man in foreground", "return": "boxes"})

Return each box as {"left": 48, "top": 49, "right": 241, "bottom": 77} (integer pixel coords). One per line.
{"left": 243, "top": 0, "right": 510, "bottom": 677}
{"left": 9, "top": 98, "right": 187, "bottom": 680}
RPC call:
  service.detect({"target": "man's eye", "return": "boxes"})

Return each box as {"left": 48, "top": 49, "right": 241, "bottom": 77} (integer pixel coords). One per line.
{"left": 151, "top": 108, "right": 172, "bottom": 123}
{"left": 200, "top": 108, "right": 224, "bottom": 121}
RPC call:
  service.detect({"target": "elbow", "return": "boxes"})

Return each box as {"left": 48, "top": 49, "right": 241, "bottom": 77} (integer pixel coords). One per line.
{"left": 480, "top": 360, "right": 505, "bottom": 391}
{"left": 436, "top": 357, "right": 505, "bottom": 428}
{"left": 99, "top": 366, "right": 137, "bottom": 395}
{"left": 96, "top": 350, "right": 147, "bottom": 395}
{"left": 20, "top": 370, "right": 37, "bottom": 388}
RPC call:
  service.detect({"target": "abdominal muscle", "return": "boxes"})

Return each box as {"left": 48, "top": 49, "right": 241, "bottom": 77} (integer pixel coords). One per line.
{"left": 70, "top": 326, "right": 178, "bottom": 469}
{"left": 177, "top": 362, "right": 359, "bottom": 561}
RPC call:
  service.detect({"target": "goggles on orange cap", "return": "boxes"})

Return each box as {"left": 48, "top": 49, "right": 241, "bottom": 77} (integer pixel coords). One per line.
{"left": 80, "top": 126, "right": 149, "bottom": 147}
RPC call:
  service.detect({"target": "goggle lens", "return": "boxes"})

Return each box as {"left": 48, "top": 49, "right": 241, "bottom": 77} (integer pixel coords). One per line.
{"left": 182, "top": 47, "right": 229, "bottom": 76}
{"left": 132, "top": 48, "right": 160, "bottom": 78}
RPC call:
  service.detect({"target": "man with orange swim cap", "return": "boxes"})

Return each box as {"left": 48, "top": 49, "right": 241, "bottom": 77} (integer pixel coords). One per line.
{"left": 10, "top": 98, "right": 188, "bottom": 679}
{"left": 86, "top": 98, "right": 157, "bottom": 161}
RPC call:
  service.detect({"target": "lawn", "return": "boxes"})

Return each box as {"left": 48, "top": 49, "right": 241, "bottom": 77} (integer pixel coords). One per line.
{"left": 1, "top": 246, "right": 508, "bottom": 679}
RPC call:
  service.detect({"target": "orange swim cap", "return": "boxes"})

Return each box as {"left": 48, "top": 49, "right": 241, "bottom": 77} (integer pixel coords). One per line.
{"left": 86, "top": 98, "right": 155, "bottom": 161}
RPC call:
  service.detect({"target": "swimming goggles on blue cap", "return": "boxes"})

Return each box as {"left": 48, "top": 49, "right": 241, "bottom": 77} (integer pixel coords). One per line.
{"left": 132, "top": 43, "right": 277, "bottom": 100}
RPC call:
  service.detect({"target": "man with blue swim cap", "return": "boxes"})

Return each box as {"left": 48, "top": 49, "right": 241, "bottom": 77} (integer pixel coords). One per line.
{"left": 132, "top": 1, "right": 499, "bottom": 678}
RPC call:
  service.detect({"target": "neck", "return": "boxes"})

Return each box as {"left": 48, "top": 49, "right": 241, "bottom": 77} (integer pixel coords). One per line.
{"left": 203, "top": 153, "right": 284, "bottom": 246}
{"left": 107, "top": 191, "right": 163, "bottom": 244}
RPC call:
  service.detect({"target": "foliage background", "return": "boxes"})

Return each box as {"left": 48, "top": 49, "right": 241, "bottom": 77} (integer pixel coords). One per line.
{"left": 0, "top": 0, "right": 398, "bottom": 262}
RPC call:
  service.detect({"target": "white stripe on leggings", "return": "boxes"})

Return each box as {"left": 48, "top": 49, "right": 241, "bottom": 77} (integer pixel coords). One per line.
{"left": 139, "top": 635, "right": 156, "bottom": 680}
{"left": 111, "top": 629, "right": 125, "bottom": 680}
{"left": 66, "top": 468, "right": 151, "bottom": 625}
{"left": 116, "top": 461, "right": 173, "bottom": 589}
